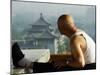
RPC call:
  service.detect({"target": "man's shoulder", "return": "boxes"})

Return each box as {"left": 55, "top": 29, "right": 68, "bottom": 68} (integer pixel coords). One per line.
{"left": 71, "top": 35, "right": 81, "bottom": 42}
{"left": 70, "top": 35, "right": 85, "bottom": 46}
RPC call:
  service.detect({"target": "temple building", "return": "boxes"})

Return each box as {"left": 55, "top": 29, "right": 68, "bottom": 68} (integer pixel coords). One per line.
{"left": 17, "top": 13, "right": 59, "bottom": 54}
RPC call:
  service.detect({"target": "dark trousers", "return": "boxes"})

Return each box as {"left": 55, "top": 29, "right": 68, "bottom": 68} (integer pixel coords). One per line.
{"left": 58, "top": 63, "right": 96, "bottom": 71}
{"left": 33, "top": 62, "right": 96, "bottom": 73}
{"left": 33, "top": 62, "right": 58, "bottom": 73}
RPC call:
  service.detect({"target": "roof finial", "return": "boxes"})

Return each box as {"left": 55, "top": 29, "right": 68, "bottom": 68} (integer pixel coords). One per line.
{"left": 40, "top": 13, "right": 43, "bottom": 18}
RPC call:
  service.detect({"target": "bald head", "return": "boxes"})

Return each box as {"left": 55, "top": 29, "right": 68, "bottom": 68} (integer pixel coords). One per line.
{"left": 57, "top": 14, "right": 77, "bottom": 36}
{"left": 58, "top": 15, "right": 73, "bottom": 24}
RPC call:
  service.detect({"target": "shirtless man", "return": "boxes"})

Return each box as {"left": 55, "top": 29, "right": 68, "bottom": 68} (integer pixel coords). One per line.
{"left": 53, "top": 14, "right": 96, "bottom": 69}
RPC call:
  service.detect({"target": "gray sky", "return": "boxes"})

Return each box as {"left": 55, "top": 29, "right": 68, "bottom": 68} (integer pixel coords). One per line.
{"left": 12, "top": 1, "right": 96, "bottom": 40}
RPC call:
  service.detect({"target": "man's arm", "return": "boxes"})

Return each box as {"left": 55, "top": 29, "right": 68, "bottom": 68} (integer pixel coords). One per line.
{"left": 52, "top": 36, "right": 86, "bottom": 69}
{"left": 66, "top": 36, "right": 85, "bottom": 68}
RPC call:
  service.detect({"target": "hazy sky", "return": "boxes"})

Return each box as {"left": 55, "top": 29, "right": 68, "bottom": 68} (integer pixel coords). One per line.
{"left": 12, "top": 1, "right": 96, "bottom": 40}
